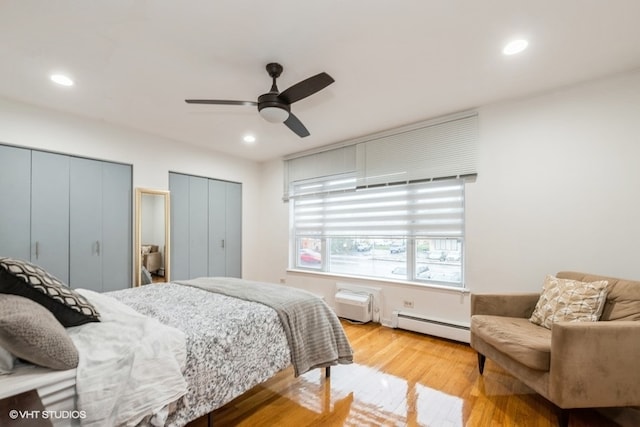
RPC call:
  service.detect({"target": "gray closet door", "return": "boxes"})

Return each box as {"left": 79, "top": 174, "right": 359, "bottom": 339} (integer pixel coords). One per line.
{"left": 208, "top": 180, "right": 226, "bottom": 276}
{"left": 170, "top": 173, "right": 190, "bottom": 280}
{"left": 101, "top": 161, "right": 132, "bottom": 291}
{"left": 31, "top": 151, "right": 70, "bottom": 283}
{"left": 0, "top": 145, "right": 31, "bottom": 260}
{"left": 189, "top": 176, "right": 209, "bottom": 278}
{"left": 170, "top": 173, "right": 242, "bottom": 280}
{"left": 209, "top": 180, "right": 241, "bottom": 277}
{"left": 70, "top": 157, "right": 103, "bottom": 290}
{"left": 70, "top": 158, "right": 132, "bottom": 292}
{"left": 225, "top": 181, "right": 242, "bottom": 278}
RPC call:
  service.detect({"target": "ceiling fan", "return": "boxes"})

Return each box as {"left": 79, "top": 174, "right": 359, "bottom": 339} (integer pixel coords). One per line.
{"left": 185, "top": 63, "right": 334, "bottom": 138}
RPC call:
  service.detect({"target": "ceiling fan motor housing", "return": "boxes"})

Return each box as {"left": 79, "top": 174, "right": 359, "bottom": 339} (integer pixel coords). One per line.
{"left": 258, "top": 92, "right": 290, "bottom": 122}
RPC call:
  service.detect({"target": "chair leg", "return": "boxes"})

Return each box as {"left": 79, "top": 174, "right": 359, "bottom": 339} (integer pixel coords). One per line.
{"left": 556, "top": 408, "right": 569, "bottom": 427}
{"left": 477, "top": 353, "right": 486, "bottom": 375}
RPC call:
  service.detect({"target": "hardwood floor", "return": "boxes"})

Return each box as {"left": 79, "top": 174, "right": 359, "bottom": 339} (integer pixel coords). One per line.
{"left": 191, "top": 321, "right": 622, "bottom": 426}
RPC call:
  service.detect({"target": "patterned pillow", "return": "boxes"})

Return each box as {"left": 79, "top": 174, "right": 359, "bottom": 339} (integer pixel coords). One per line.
{"left": 530, "top": 274, "right": 609, "bottom": 329}
{"left": 0, "top": 294, "right": 79, "bottom": 370}
{"left": 0, "top": 257, "right": 100, "bottom": 327}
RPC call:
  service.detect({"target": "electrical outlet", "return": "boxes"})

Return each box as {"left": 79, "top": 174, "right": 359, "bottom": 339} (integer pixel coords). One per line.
{"left": 403, "top": 300, "right": 414, "bottom": 309}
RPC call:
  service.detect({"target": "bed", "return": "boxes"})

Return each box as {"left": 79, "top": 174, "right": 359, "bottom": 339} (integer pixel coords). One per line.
{"left": 0, "top": 257, "right": 353, "bottom": 427}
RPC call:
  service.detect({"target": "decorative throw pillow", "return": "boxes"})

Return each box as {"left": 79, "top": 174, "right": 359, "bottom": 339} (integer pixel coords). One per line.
{"left": 0, "top": 257, "right": 100, "bottom": 327}
{"left": 0, "top": 294, "right": 79, "bottom": 370}
{"left": 530, "top": 274, "right": 609, "bottom": 329}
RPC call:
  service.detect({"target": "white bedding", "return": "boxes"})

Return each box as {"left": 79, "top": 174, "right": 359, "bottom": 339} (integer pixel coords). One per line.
{"left": 67, "top": 289, "right": 187, "bottom": 427}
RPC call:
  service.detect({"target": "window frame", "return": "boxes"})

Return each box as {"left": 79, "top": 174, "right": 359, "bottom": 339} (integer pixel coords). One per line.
{"left": 289, "top": 178, "right": 466, "bottom": 288}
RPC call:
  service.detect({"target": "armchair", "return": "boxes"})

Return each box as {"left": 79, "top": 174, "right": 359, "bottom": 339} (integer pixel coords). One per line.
{"left": 470, "top": 271, "right": 640, "bottom": 427}
{"left": 141, "top": 245, "right": 162, "bottom": 274}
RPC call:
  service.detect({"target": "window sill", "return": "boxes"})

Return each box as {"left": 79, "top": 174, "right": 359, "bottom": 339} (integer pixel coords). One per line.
{"left": 286, "top": 268, "right": 470, "bottom": 294}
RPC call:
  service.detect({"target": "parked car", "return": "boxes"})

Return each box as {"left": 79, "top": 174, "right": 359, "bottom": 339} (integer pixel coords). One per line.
{"left": 356, "top": 241, "right": 372, "bottom": 252}
{"left": 299, "top": 249, "right": 321, "bottom": 264}
{"left": 427, "top": 251, "right": 446, "bottom": 261}
{"left": 389, "top": 243, "right": 406, "bottom": 254}
{"left": 417, "top": 268, "right": 432, "bottom": 279}
{"left": 446, "top": 251, "right": 461, "bottom": 262}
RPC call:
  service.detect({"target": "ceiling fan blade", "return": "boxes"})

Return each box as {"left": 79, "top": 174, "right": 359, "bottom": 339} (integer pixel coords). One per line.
{"left": 284, "top": 113, "right": 310, "bottom": 138}
{"left": 279, "top": 72, "right": 334, "bottom": 104}
{"left": 185, "top": 99, "right": 257, "bottom": 106}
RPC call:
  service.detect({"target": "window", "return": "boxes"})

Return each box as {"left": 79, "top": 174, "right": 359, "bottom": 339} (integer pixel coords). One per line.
{"left": 285, "top": 111, "right": 477, "bottom": 288}
{"left": 290, "top": 177, "right": 465, "bottom": 287}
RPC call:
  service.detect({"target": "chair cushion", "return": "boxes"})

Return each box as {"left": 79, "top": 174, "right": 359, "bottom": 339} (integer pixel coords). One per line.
{"left": 471, "top": 315, "right": 552, "bottom": 371}
{"left": 556, "top": 272, "right": 640, "bottom": 321}
{"left": 601, "top": 280, "right": 640, "bottom": 321}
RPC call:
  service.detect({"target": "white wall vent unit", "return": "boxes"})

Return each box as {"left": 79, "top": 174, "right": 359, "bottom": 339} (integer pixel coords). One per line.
{"left": 335, "top": 282, "right": 381, "bottom": 322}
{"left": 391, "top": 311, "right": 470, "bottom": 343}
{"left": 335, "top": 290, "right": 372, "bottom": 323}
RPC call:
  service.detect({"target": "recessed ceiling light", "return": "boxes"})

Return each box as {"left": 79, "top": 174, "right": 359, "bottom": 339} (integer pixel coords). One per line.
{"left": 502, "top": 39, "right": 529, "bottom": 56}
{"left": 50, "top": 74, "right": 74, "bottom": 86}
{"left": 243, "top": 135, "right": 256, "bottom": 144}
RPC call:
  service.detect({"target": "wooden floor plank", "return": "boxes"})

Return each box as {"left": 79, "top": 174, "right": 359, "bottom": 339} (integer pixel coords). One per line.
{"left": 187, "top": 321, "right": 624, "bottom": 426}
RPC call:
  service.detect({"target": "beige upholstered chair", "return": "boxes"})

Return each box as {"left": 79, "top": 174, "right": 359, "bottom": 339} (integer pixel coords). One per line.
{"left": 141, "top": 245, "right": 162, "bottom": 274}
{"left": 470, "top": 271, "right": 640, "bottom": 427}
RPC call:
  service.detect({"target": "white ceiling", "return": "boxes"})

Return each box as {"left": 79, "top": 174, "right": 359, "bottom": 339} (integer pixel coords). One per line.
{"left": 1, "top": 1, "right": 640, "bottom": 162}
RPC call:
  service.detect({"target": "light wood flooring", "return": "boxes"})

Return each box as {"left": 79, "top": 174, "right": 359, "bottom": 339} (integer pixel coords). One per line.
{"left": 188, "top": 321, "right": 623, "bottom": 427}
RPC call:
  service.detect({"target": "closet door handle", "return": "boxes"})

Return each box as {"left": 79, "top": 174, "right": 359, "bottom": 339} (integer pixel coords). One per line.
{"left": 35, "top": 241, "right": 40, "bottom": 259}
{"left": 96, "top": 241, "right": 100, "bottom": 255}
{"left": 221, "top": 239, "right": 225, "bottom": 249}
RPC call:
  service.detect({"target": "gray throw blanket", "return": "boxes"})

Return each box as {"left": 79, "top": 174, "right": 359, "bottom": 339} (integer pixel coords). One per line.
{"left": 175, "top": 277, "right": 354, "bottom": 376}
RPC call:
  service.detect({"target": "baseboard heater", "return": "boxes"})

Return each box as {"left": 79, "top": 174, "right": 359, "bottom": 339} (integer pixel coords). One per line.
{"left": 391, "top": 311, "right": 470, "bottom": 343}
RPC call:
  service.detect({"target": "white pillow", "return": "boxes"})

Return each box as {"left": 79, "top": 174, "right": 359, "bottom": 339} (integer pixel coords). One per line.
{"left": 530, "top": 274, "right": 609, "bottom": 329}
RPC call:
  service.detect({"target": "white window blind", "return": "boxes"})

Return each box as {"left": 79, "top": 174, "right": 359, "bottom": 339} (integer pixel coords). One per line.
{"left": 284, "top": 111, "right": 478, "bottom": 196}
{"left": 283, "top": 145, "right": 356, "bottom": 200}
{"left": 293, "top": 178, "right": 464, "bottom": 239}
{"left": 355, "top": 114, "right": 478, "bottom": 187}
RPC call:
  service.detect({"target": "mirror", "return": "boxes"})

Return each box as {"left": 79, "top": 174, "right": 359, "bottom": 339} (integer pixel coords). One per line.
{"left": 135, "top": 188, "right": 170, "bottom": 286}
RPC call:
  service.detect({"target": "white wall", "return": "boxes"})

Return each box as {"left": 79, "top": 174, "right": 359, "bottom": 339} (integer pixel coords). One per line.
{"left": 258, "top": 70, "right": 640, "bottom": 327}
{"left": 3, "top": 69, "right": 639, "bottom": 326}
{"left": 467, "top": 70, "right": 640, "bottom": 291}
{"left": 0, "top": 97, "right": 263, "bottom": 279}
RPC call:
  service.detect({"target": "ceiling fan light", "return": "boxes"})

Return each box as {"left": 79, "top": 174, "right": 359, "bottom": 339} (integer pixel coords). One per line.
{"left": 503, "top": 39, "right": 528, "bottom": 55}
{"left": 50, "top": 73, "right": 74, "bottom": 86}
{"left": 259, "top": 106, "right": 289, "bottom": 123}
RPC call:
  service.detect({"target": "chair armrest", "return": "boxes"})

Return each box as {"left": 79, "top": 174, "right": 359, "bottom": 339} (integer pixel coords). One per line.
{"left": 550, "top": 321, "right": 640, "bottom": 408}
{"left": 471, "top": 293, "right": 540, "bottom": 318}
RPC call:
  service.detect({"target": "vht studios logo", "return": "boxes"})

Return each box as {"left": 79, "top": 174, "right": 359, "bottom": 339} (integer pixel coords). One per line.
{"left": 8, "top": 409, "right": 87, "bottom": 420}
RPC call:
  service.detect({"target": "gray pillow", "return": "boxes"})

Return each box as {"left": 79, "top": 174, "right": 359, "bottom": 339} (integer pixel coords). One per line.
{"left": 0, "top": 294, "right": 79, "bottom": 370}
{"left": 0, "top": 257, "right": 100, "bottom": 326}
